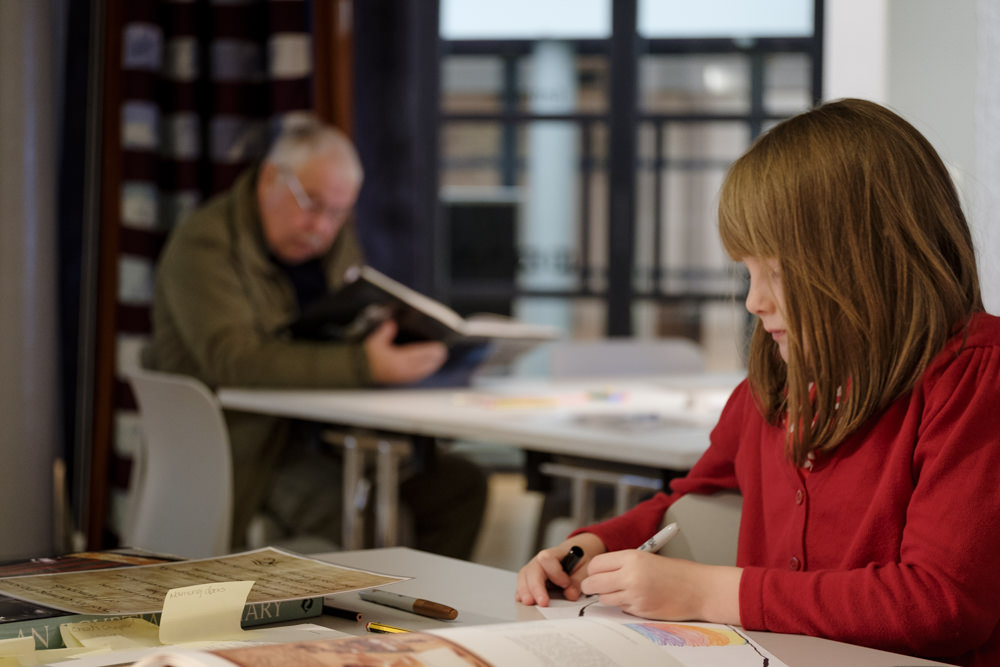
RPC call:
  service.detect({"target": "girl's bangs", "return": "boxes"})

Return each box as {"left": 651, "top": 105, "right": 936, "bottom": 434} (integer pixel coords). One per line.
{"left": 718, "top": 152, "right": 784, "bottom": 262}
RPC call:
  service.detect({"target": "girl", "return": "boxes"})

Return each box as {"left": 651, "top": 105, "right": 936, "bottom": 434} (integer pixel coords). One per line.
{"left": 516, "top": 98, "right": 1000, "bottom": 667}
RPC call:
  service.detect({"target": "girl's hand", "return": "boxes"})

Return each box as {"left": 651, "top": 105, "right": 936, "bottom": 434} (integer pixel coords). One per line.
{"left": 515, "top": 533, "right": 607, "bottom": 607}
{"left": 581, "top": 550, "right": 743, "bottom": 623}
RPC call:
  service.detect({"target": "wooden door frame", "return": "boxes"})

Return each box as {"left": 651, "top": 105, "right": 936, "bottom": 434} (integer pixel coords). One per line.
{"left": 313, "top": 0, "right": 355, "bottom": 136}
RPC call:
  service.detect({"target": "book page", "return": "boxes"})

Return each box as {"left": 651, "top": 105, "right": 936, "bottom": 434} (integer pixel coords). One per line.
{"left": 127, "top": 617, "right": 785, "bottom": 667}
{"left": 0, "top": 548, "right": 406, "bottom": 616}
{"left": 359, "top": 266, "right": 466, "bottom": 332}
{"left": 431, "top": 618, "right": 682, "bottom": 667}
{"left": 131, "top": 620, "right": 674, "bottom": 667}
{"left": 48, "top": 624, "right": 348, "bottom": 667}
{"left": 534, "top": 601, "right": 786, "bottom": 667}
{"left": 460, "top": 316, "right": 560, "bottom": 341}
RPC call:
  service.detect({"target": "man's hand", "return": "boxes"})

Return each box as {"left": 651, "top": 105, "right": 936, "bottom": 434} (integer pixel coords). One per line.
{"left": 364, "top": 319, "right": 448, "bottom": 385}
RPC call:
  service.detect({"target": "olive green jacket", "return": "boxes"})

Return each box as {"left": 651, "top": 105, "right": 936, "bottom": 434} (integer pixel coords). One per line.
{"left": 143, "top": 166, "right": 370, "bottom": 545}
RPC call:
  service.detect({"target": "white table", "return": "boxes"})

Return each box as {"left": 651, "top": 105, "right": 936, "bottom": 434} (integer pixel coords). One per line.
{"left": 219, "top": 374, "right": 742, "bottom": 468}
{"left": 219, "top": 374, "right": 742, "bottom": 548}
{"left": 313, "top": 547, "right": 952, "bottom": 667}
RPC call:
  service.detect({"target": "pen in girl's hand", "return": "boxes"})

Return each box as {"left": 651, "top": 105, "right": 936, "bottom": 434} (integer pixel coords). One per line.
{"left": 560, "top": 545, "right": 584, "bottom": 574}
{"left": 637, "top": 522, "right": 679, "bottom": 553}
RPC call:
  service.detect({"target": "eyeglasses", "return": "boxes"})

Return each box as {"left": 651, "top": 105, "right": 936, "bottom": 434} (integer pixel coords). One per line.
{"left": 280, "top": 168, "right": 351, "bottom": 222}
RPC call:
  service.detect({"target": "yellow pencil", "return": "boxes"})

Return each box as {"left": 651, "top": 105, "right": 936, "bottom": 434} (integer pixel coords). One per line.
{"left": 365, "top": 621, "right": 411, "bottom": 634}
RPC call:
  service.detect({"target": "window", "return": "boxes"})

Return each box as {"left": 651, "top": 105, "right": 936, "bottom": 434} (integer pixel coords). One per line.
{"left": 436, "top": 0, "right": 822, "bottom": 371}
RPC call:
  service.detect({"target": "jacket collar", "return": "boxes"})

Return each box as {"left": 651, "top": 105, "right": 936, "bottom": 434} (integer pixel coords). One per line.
{"left": 228, "top": 163, "right": 279, "bottom": 277}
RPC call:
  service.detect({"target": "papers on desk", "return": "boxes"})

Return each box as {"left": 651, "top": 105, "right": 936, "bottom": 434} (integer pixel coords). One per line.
{"left": 42, "top": 623, "right": 349, "bottom": 667}
{"left": 536, "top": 599, "right": 788, "bottom": 667}
{"left": 0, "top": 548, "right": 407, "bottom": 666}
{"left": 0, "top": 547, "right": 405, "bottom": 616}
{"left": 454, "top": 389, "right": 600, "bottom": 410}
{"left": 455, "top": 382, "right": 730, "bottom": 431}
{"left": 572, "top": 412, "right": 698, "bottom": 432}
{"left": 120, "top": 615, "right": 787, "bottom": 667}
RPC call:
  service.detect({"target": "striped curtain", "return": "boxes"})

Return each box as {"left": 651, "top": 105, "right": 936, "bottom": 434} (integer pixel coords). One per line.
{"left": 109, "top": 0, "right": 314, "bottom": 538}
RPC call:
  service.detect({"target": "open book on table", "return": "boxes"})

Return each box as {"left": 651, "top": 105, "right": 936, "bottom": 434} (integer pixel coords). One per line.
{"left": 129, "top": 616, "right": 787, "bottom": 667}
{"left": 285, "top": 265, "right": 560, "bottom": 365}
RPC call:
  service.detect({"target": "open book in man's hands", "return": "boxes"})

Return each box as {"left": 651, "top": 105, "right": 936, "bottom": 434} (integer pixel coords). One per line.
{"left": 286, "top": 265, "right": 560, "bottom": 349}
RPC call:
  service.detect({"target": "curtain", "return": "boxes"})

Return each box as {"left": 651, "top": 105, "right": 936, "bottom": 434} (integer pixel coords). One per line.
{"left": 0, "top": 0, "right": 60, "bottom": 559}
{"left": 93, "top": 0, "right": 315, "bottom": 545}
{"left": 352, "top": 0, "right": 440, "bottom": 292}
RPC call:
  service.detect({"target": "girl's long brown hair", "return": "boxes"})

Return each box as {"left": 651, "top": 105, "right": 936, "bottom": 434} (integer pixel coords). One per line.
{"left": 719, "top": 98, "right": 983, "bottom": 465}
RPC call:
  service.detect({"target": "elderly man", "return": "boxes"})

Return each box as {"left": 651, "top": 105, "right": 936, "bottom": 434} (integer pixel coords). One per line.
{"left": 143, "top": 119, "right": 487, "bottom": 558}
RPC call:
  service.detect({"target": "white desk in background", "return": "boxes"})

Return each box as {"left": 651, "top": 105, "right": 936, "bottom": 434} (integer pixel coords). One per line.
{"left": 218, "top": 373, "right": 743, "bottom": 549}
{"left": 313, "top": 547, "right": 951, "bottom": 667}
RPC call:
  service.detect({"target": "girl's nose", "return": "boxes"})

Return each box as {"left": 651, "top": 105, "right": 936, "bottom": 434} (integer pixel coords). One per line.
{"left": 745, "top": 279, "right": 771, "bottom": 316}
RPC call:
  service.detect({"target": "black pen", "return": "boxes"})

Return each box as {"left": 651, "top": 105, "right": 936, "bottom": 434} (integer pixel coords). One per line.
{"left": 322, "top": 603, "right": 363, "bottom": 622}
{"left": 560, "top": 545, "right": 584, "bottom": 574}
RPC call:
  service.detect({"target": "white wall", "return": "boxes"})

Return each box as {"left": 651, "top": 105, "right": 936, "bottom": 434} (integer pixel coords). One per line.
{"left": 974, "top": 0, "right": 1000, "bottom": 314}
{"left": 0, "top": 0, "right": 59, "bottom": 558}
{"left": 824, "top": 0, "right": 997, "bottom": 313}
{"left": 824, "top": 0, "right": 889, "bottom": 104}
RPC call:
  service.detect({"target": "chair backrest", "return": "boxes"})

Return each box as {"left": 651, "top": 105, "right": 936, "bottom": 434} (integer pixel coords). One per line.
{"left": 549, "top": 338, "right": 705, "bottom": 378}
{"left": 123, "top": 369, "right": 233, "bottom": 559}
{"left": 661, "top": 491, "right": 742, "bottom": 566}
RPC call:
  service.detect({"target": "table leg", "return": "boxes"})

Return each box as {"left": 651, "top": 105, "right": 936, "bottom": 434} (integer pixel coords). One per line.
{"left": 374, "top": 438, "right": 409, "bottom": 547}
{"left": 342, "top": 435, "right": 365, "bottom": 549}
{"left": 569, "top": 476, "right": 596, "bottom": 526}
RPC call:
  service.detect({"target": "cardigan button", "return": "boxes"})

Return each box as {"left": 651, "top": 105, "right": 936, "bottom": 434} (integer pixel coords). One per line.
{"left": 789, "top": 556, "right": 801, "bottom": 570}
{"left": 795, "top": 489, "right": 804, "bottom": 505}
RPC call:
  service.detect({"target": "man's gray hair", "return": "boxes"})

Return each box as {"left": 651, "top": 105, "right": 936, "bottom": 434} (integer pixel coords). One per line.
{"left": 264, "top": 117, "right": 363, "bottom": 183}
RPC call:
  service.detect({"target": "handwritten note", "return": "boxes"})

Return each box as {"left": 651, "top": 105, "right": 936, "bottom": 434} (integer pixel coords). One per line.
{"left": 158, "top": 581, "right": 254, "bottom": 645}
{"left": 61, "top": 617, "right": 162, "bottom": 650}
{"left": 0, "top": 636, "right": 34, "bottom": 666}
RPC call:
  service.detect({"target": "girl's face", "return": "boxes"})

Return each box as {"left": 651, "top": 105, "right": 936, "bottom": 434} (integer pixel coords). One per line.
{"left": 743, "top": 256, "right": 789, "bottom": 361}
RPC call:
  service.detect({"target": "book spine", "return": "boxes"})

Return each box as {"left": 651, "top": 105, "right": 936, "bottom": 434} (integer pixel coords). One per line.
{"left": 242, "top": 596, "right": 322, "bottom": 628}
{"left": 0, "top": 598, "right": 323, "bottom": 650}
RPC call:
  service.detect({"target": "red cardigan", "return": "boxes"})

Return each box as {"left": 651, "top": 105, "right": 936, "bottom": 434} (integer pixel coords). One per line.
{"left": 580, "top": 313, "right": 1000, "bottom": 667}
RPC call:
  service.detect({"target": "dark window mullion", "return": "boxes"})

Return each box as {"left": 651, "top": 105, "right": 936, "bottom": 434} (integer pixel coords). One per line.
{"left": 810, "top": 0, "right": 825, "bottom": 105}
{"left": 749, "top": 51, "right": 766, "bottom": 140}
{"left": 606, "top": 0, "right": 638, "bottom": 336}
{"left": 579, "top": 118, "right": 594, "bottom": 287}
{"left": 501, "top": 54, "right": 519, "bottom": 187}
{"left": 652, "top": 119, "right": 665, "bottom": 294}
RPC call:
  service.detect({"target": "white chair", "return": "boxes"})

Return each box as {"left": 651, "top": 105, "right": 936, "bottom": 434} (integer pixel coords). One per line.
{"left": 123, "top": 369, "right": 233, "bottom": 559}
{"left": 661, "top": 491, "right": 742, "bottom": 566}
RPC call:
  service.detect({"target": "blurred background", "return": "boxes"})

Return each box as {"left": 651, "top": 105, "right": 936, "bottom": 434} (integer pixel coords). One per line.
{"left": 1, "top": 0, "right": 996, "bottom": 560}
